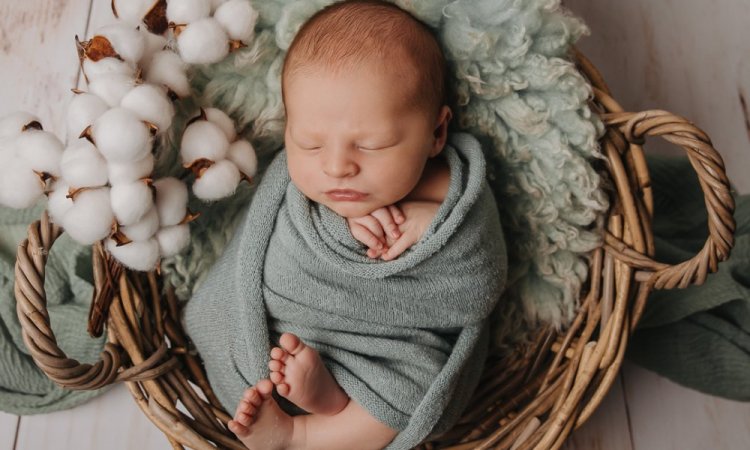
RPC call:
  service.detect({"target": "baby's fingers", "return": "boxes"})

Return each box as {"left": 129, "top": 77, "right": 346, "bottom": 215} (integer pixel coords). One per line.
{"left": 381, "top": 232, "right": 417, "bottom": 261}
{"left": 350, "top": 215, "right": 386, "bottom": 242}
{"left": 349, "top": 223, "right": 385, "bottom": 254}
{"left": 370, "top": 207, "right": 401, "bottom": 239}
{"left": 388, "top": 204, "right": 405, "bottom": 225}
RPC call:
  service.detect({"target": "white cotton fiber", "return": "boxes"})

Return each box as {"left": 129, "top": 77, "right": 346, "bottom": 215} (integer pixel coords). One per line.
{"left": 214, "top": 0, "right": 258, "bottom": 42}
{"left": 192, "top": 159, "right": 240, "bottom": 200}
{"left": 60, "top": 139, "right": 108, "bottom": 188}
{"left": 180, "top": 120, "right": 229, "bottom": 164}
{"left": 107, "top": 154, "right": 154, "bottom": 185}
{"left": 47, "top": 181, "right": 74, "bottom": 225}
{"left": 112, "top": 0, "right": 155, "bottom": 24}
{"left": 106, "top": 237, "right": 160, "bottom": 271}
{"left": 94, "top": 23, "right": 145, "bottom": 64}
{"left": 167, "top": 0, "right": 211, "bottom": 24}
{"left": 153, "top": 177, "right": 188, "bottom": 226}
{"left": 210, "top": 0, "right": 229, "bottom": 12}
{"left": 66, "top": 93, "right": 109, "bottom": 141}
{"left": 88, "top": 73, "right": 136, "bottom": 107}
{"left": 0, "top": 111, "right": 40, "bottom": 138}
{"left": 91, "top": 107, "right": 151, "bottom": 162}
{"left": 204, "top": 107, "right": 236, "bottom": 141}
{"left": 121, "top": 84, "right": 174, "bottom": 133}
{"left": 82, "top": 57, "right": 136, "bottom": 81}
{"left": 14, "top": 130, "right": 64, "bottom": 177}
{"left": 226, "top": 139, "right": 257, "bottom": 178}
{"left": 138, "top": 28, "right": 168, "bottom": 70}
{"left": 145, "top": 50, "right": 191, "bottom": 98}
{"left": 177, "top": 18, "right": 229, "bottom": 65}
{"left": 61, "top": 187, "right": 114, "bottom": 245}
{"left": 110, "top": 180, "right": 154, "bottom": 226}
{"left": 0, "top": 157, "right": 44, "bottom": 209}
{"left": 156, "top": 223, "right": 190, "bottom": 257}
{"left": 120, "top": 205, "right": 160, "bottom": 241}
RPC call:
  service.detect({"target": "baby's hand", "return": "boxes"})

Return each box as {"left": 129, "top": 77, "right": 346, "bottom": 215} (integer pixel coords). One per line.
{"left": 378, "top": 201, "right": 440, "bottom": 261}
{"left": 347, "top": 205, "right": 405, "bottom": 258}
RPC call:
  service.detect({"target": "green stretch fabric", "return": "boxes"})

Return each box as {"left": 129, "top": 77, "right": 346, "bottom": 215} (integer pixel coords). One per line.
{"left": 0, "top": 202, "right": 111, "bottom": 415}
{"left": 183, "top": 133, "right": 508, "bottom": 449}
{"left": 626, "top": 155, "right": 750, "bottom": 401}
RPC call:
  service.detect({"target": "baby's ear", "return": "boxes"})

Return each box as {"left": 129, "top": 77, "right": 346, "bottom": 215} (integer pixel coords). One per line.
{"left": 430, "top": 106, "right": 452, "bottom": 157}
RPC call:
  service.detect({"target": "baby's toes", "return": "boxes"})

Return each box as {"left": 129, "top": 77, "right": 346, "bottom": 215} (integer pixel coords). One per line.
{"left": 270, "top": 346, "right": 289, "bottom": 362}
{"left": 228, "top": 419, "right": 250, "bottom": 437}
{"left": 270, "top": 370, "right": 285, "bottom": 385}
{"left": 242, "top": 387, "right": 263, "bottom": 408}
{"left": 268, "top": 359, "right": 285, "bottom": 373}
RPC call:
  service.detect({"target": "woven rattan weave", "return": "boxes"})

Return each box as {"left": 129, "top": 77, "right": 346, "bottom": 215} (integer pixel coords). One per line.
{"left": 13, "top": 49, "right": 736, "bottom": 450}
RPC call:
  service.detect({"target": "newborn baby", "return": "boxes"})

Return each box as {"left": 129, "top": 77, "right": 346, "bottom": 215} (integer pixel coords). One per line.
{"left": 184, "top": 1, "right": 507, "bottom": 449}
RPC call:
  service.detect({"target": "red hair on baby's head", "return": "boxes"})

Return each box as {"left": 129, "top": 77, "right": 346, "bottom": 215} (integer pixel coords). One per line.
{"left": 281, "top": 0, "right": 449, "bottom": 119}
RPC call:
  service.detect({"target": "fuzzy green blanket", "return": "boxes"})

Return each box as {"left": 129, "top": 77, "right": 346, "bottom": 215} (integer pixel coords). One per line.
{"left": 183, "top": 133, "right": 508, "bottom": 448}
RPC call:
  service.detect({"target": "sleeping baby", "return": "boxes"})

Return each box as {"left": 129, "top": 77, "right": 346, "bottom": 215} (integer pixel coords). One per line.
{"left": 183, "top": 1, "right": 507, "bottom": 449}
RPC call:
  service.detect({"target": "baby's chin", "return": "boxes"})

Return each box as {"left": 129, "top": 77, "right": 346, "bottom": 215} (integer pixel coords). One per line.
{"left": 319, "top": 200, "right": 382, "bottom": 219}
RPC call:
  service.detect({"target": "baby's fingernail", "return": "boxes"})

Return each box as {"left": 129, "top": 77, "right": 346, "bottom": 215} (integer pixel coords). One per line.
{"left": 391, "top": 229, "right": 400, "bottom": 238}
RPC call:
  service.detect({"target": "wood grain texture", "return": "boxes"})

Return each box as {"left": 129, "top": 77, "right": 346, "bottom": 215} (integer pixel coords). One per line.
{"left": 564, "top": 0, "right": 750, "bottom": 195}
{"left": 562, "top": 375, "right": 634, "bottom": 450}
{"left": 15, "top": 385, "right": 168, "bottom": 450}
{"left": 0, "top": 0, "right": 92, "bottom": 139}
{"left": 0, "top": 411, "right": 19, "bottom": 450}
{"left": 622, "top": 361, "right": 750, "bottom": 450}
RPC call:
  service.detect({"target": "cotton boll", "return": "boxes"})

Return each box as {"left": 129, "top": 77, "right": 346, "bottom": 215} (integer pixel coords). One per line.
{"left": 94, "top": 23, "right": 145, "bottom": 64}
{"left": 226, "top": 139, "right": 257, "bottom": 178}
{"left": 167, "top": 0, "right": 211, "bottom": 24}
{"left": 0, "top": 157, "right": 44, "bottom": 209}
{"left": 106, "top": 237, "right": 160, "bottom": 271}
{"left": 110, "top": 181, "right": 154, "bottom": 226}
{"left": 0, "top": 111, "right": 40, "bottom": 138}
{"left": 112, "top": 0, "right": 155, "bottom": 24}
{"left": 177, "top": 18, "right": 229, "bottom": 65}
{"left": 121, "top": 84, "right": 174, "bottom": 133}
{"left": 156, "top": 223, "right": 190, "bottom": 257}
{"left": 180, "top": 120, "right": 230, "bottom": 164}
{"left": 214, "top": 0, "right": 258, "bottom": 42}
{"left": 60, "top": 187, "right": 114, "bottom": 245}
{"left": 82, "top": 57, "right": 136, "bottom": 81}
{"left": 66, "top": 93, "right": 109, "bottom": 141}
{"left": 92, "top": 107, "right": 151, "bottom": 163}
{"left": 153, "top": 177, "right": 188, "bottom": 226}
{"left": 209, "top": 0, "right": 229, "bottom": 12}
{"left": 193, "top": 159, "right": 240, "bottom": 200}
{"left": 60, "top": 139, "right": 108, "bottom": 188}
{"left": 47, "top": 181, "right": 74, "bottom": 225}
{"left": 120, "top": 205, "right": 160, "bottom": 241}
{"left": 14, "top": 130, "right": 64, "bottom": 177}
{"left": 138, "top": 28, "right": 168, "bottom": 70}
{"left": 204, "top": 108, "right": 236, "bottom": 141}
{"left": 107, "top": 154, "right": 154, "bottom": 185}
{"left": 145, "top": 50, "right": 191, "bottom": 98}
{"left": 88, "top": 73, "right": 136, "bottom": 107}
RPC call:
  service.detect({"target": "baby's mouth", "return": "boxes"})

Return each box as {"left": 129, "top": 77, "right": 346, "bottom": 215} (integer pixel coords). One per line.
{"left": 325, "top": 189, "right": 367, "bottom": 201}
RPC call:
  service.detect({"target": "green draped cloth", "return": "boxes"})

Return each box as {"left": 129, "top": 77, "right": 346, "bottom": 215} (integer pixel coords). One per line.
{"left": 0, "top": 202, "right": 110, "bottom": 415}
{"left": 626, "top": 155, "right": 750, "bottom": 400}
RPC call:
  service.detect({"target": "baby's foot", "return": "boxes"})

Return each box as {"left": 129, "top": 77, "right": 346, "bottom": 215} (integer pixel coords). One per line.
{"left": 228, "top": 379, "right": 294, "bottom": 450}
{"left": 268, "top": 332, "right": 349, "bottom": 415}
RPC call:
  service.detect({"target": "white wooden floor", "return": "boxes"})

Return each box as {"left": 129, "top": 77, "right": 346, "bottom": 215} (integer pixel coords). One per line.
{"left": 1, "top": 1, "right": 749, "bottom": 449}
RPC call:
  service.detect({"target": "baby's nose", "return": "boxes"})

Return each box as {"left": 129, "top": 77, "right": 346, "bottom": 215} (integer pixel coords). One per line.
{"left": 322, "top": 149, "right": 359, "bottom": 178}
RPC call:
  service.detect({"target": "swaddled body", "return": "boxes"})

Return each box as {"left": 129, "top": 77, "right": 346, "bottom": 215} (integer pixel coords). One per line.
{"left": 184, "top": 133, "right": 507, "bottom": 448}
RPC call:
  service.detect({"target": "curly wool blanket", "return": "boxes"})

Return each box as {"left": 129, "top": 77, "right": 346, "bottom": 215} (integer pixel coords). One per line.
{"left": 183, "top": 133, "right": 507, "bottom": 448}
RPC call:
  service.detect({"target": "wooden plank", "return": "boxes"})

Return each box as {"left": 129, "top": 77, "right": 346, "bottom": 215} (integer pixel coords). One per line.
{"left": 564, "top": 0, "right": 750, "bottom": 195}
{"left": 15, "top": 384, "right": 169, "bottom": 450}
{"left": 621, "top": 361, "right": 750, "bottom": 450}
{"left": 0, "top": 411, "right": 19, "bottom": 450}
{"left": 0, "top": 0, "right": 93, "bottom": 140}
{"left": 562, "top": 374, "right": 634, "bottom": 450}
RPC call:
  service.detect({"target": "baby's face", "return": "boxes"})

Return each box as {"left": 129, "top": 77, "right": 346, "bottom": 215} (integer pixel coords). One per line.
{"left": 284, "top": 64, "right": 442, "bottom": 218}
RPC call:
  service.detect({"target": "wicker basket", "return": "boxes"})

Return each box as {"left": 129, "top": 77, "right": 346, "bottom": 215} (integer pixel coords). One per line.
{"left": 13, "top": 48, "right": 736, "bottom": 450}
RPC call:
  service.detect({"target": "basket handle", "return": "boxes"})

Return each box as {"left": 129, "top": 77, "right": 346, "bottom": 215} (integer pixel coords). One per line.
{"left": 600, "top": 109, "right": 736, "bottom": 289}
{"left": 14, "top": 211, "right": 172, "bottom": 389}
